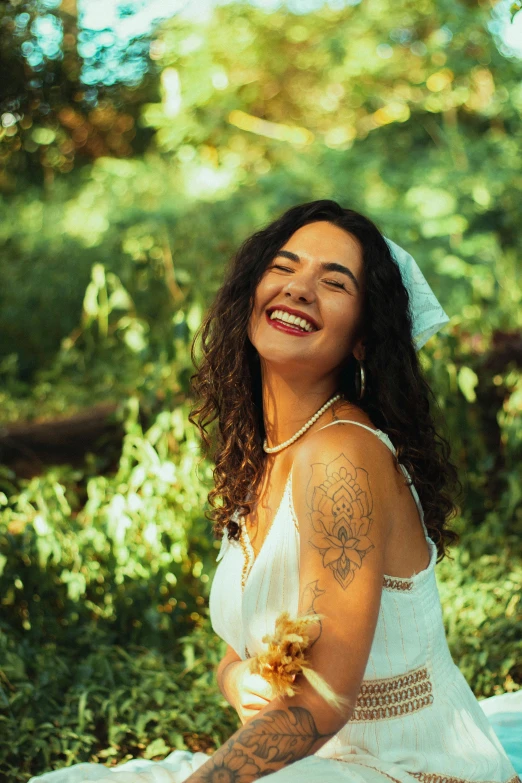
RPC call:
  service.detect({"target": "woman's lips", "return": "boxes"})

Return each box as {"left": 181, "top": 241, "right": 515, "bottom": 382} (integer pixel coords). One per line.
{"left": 265, "top": 310, "right": 316, "bottom": 337}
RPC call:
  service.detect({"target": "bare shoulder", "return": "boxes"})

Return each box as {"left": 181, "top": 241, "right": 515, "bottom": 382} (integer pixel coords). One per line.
{"left": 288, "top": 424, "right": 397, "bottom": 582}
{"left": 292, "top": 421, "right": 398, "bottom": 513}
{"left": 295, "top": 419, "right": 394, "bottom": 458}
{"left": 290, "top": 421, "right": 393, "bottom": 602}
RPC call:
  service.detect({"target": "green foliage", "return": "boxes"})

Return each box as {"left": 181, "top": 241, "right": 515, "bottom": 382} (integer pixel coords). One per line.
{"left": 0, "top": 622, "right": 238, "bottom": 781}
{"left": 511, "top": 3, "right": 522, "bottom": 23}
{"left": 0, "top": 1, "right": 521, "bottom": 780}
{"left": 0, "top": 394, "right": 218, "bottom": 641}
{"left": 0, "top": 394, "right": 239, "bottom": 781}
{"left": 0, "top": 0, "right": 157, "bottom": 187}
{"left": 437, "top": 473, "right": 522, "bottom": 698}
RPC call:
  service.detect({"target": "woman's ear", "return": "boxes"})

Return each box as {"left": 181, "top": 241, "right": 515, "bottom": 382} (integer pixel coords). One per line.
{"left": 352, "top": 337, "right": 366, "bottom": 363}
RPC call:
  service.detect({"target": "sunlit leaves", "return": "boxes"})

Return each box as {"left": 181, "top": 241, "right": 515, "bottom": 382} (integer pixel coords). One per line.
{"left": 457, "top": 366, "right": 479, "bottom": 403}
{"left": 0, "top": 624, "right": 237, "bottom": 778}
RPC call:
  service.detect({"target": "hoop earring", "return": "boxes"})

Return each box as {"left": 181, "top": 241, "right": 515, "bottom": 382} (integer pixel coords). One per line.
{"left": 355, "top": 358, "right": 366, "bottom": 400}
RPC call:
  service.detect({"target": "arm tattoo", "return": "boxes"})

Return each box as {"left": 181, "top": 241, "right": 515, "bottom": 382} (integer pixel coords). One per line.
{"left": 198, "top": 739, "right": 264, "bottom": 782}
{"left": 196, "top": 707, "right": 333, "bottom": 782}
{"left": 240, "top": 706, "right": 331, "bottom": 762}
{"left": 300, "top": 579, "right": 325, "bottom": 648}
{"left": 307, "top": 453, "right": 374, "bottom": 590}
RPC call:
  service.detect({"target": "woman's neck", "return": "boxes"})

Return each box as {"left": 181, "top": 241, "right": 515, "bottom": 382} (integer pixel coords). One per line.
{"left": 261, "top": 367, "right": 341, "bottom": 449}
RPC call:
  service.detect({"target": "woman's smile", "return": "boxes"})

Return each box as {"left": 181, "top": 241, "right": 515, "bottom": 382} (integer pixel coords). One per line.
{"left": 265, "top": 304, "right": 319, "bottom": 336}
{"left": 265, "top": 309, "right": 315, "bottom": 336}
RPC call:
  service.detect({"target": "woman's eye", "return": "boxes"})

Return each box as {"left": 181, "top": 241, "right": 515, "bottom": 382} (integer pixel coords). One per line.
{"left": 325, "top": 279, "right": 346, "bottom": 290}
{"left": 270, "top": 266, "right": 345, "bottom": 290}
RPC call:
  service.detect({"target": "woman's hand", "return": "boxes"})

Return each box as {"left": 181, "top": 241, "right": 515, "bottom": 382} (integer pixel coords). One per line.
{"left": 221, "top": 658, "right": 275, "bottom": 724}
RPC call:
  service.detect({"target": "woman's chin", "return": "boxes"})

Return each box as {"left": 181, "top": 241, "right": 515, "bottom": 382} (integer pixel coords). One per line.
{"left": 257, "top": 350, "right": 316, "bottom": 371}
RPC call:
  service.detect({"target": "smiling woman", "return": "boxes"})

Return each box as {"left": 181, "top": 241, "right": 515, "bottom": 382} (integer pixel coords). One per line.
{"left": 192, "top": 200, "right": 457, "bottom": 554}
{"left": 28, "top": 200, "right": 521, "bottom": 783}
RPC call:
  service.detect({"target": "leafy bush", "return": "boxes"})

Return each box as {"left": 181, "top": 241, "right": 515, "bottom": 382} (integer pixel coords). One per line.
{"left": 0, "top": 622, "right": 238, "bottom": 781}
{"left": 0, "top": 390, "right": 240, "bottom": 781}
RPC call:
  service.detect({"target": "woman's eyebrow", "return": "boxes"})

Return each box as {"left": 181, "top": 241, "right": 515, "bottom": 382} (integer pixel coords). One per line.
{"left": 275, "top": 249, "right": 360, "bottom": 291}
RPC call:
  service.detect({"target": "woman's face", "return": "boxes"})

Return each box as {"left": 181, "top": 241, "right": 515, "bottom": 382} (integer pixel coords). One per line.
{"left": 248, "top": 221, "right": 366, "bottom": 380}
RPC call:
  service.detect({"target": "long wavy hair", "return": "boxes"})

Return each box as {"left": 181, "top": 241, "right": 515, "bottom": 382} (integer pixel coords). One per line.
{"left": 189, "top": 200, "right": 461, "bottom": 561}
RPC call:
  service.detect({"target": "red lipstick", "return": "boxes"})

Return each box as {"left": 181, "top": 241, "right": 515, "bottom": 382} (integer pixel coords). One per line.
{"left": 265, "top": 310, "right": 316, "bottom": 337}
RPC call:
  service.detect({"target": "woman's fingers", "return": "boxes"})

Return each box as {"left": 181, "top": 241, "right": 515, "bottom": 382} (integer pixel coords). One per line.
{"left": 245, "top": 672, "right": 275, "bottom": 700}
{"left": 241, "top": 696, "right": 270, "bottom": 710}
{"left": 242, "top": 704, "right": 266, "bottom": 723}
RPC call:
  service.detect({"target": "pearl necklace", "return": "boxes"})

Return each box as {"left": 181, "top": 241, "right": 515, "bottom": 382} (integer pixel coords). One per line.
{"left": 263, "top": 393, "right": 342, "bottom": 454}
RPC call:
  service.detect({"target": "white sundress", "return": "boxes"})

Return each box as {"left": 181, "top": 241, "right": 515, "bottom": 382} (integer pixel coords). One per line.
{"left": 28, "top": 420, "right": 521, "bottom": 783}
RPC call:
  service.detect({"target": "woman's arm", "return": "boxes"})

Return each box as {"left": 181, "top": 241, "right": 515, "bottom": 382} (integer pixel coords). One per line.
{"left": 186, "top": 429, "right": 392, "bottom": 782}
{"left": 216, "top": 644, "right": 241, "bottom": 701}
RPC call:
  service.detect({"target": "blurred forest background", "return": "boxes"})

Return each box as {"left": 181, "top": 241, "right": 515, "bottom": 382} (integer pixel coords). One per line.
{"left": 0, "top": 0, "right": 521, "bottom": 779}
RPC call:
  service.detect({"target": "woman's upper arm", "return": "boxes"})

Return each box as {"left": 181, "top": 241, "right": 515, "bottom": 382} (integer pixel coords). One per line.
{"left": 292, "top": 429, "right": 393, "bottom": 725}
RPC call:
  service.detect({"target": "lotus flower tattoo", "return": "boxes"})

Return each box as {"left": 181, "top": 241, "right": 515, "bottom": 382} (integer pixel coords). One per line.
{"left": 308, "top": 455, "right": 374, "bottom": 589}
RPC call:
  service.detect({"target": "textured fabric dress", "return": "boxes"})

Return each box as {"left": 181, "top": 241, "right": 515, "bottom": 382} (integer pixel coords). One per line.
{"left": 28, "top": 420, "right": 521, "bottom": 783}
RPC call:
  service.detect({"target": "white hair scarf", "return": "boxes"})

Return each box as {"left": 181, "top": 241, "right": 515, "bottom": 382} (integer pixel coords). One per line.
{"left": 384, "top": 237, "right": 450, "bottom": 350}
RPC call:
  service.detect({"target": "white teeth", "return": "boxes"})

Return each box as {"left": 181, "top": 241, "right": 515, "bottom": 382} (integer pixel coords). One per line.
{"left": 269, "top": 309, "right": 315, "bottom": 332}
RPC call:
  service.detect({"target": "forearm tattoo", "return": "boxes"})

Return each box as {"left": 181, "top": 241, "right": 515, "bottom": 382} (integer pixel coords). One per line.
{"left": 196, "top": 707, "right": 333, "bottom": 782}
{"left": 307, "top": 453, "right": 374, "bottom": 590}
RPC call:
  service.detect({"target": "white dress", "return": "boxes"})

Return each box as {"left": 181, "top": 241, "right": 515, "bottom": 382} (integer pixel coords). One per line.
{"left": 28, "top": 420, "right": 521, "bottom": 783}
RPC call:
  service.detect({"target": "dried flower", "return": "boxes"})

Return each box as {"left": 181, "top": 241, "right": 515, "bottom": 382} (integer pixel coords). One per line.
{"left": 249, "top": 611, "right": 350, "bottom": 712}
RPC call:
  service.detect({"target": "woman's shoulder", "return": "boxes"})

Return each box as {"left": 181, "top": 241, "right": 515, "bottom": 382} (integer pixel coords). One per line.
{"left": 290, "top": 418, "right": 400, "bottom": 517}
{"left": 289, "top": 420, "right": 397, "bottom": 550}
{"left": 293, "top": 415, "right": 396, "bottom": 467}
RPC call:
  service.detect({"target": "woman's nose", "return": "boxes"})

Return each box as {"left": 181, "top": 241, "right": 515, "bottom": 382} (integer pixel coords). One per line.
{"left": 282, "top": 274, "right": 315, "bottom": 302}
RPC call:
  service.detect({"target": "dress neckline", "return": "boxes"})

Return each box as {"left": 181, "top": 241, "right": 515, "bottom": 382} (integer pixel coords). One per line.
{"left": 239, "top": 470, "right": 293, "bottom": 591}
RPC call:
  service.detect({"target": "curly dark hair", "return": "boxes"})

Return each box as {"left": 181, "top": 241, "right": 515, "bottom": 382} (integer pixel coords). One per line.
{"left": 189, "top": 199, "right": 461, "bottom": 561}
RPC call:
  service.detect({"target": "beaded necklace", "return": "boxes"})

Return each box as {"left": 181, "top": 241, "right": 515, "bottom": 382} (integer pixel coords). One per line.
{"left": 263, "top": 393, "right": 341, "bottom": 454}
